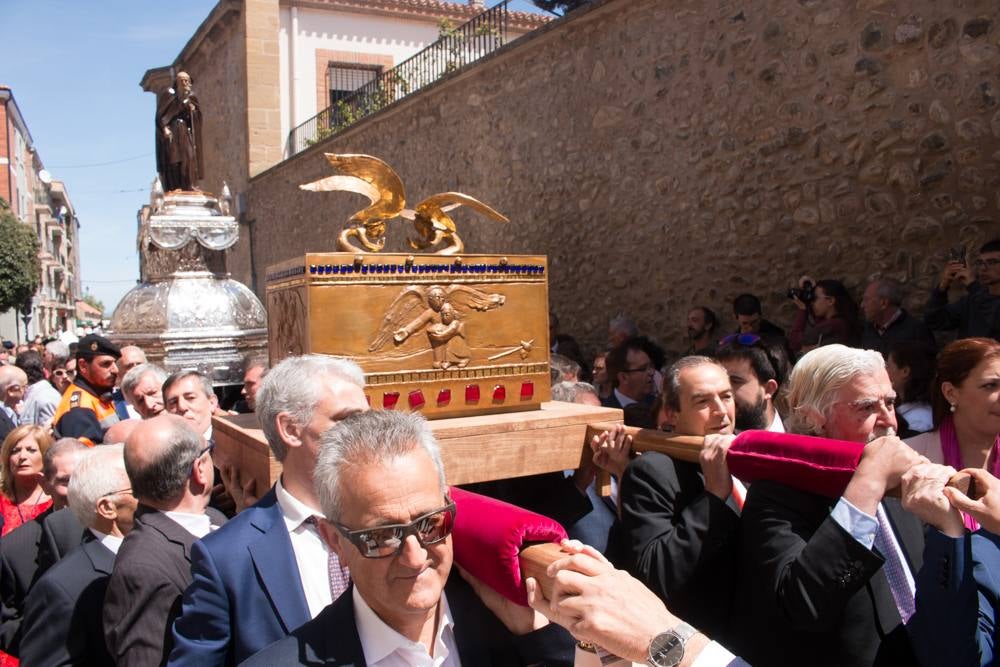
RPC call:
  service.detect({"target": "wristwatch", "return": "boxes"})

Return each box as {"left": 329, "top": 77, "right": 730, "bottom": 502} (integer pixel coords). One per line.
{"left": 647, "top": 622, "right": 698, "bottom": 667}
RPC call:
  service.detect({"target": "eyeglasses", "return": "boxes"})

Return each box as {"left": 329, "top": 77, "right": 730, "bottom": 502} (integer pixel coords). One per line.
{"left": 719, "top": 333, "right": 762, "bottom": 347}
{"left": 836, "top": 396, "right": 896, "bottom": 417}
{"left": 52, "top": 369, "right": 75, "bottom": 378}
{"left": 975, "top": 258, "right": 1000, "bottom": 269}
{"left": 622, "top": 364, "right": 654, "bottom": 374}
{"left": 335, "top": 498, "right": 457, "bottom": 558}
{"left": 192, "top": 442, "right": 215, "bottom": 471}
{"left": 102, "top": 487, "right": 133, "bottom": 498}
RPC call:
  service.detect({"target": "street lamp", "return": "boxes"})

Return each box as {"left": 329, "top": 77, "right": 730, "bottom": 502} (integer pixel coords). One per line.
{"left": 19, "top": 296, "right": 34, "bottom": 341}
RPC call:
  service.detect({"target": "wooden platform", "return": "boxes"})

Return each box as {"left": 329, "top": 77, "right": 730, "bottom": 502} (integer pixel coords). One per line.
{"left": 212, "top": 401, "right": 624, "bottom": 494}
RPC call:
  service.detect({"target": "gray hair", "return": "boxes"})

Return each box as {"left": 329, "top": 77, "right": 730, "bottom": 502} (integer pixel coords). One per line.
{"left": 162, "top": 370, "right": 214, "bottom": 400}
{"left": 662, "top": 355, "right": 722, "bottom": 413}
{"left": 551, "top": 381, "right": 598, "bottom": 403}
{"left": 314, "top": 410, "right": 446, "bottom": 523}
{"left": 0, "top": 366, "right": 26, "bottom": 395}
{"left": 43, "top": 438, "right": 87, "bottom": 480}
{"left": 785, "top": 344, "right": 886, "bottom": 436}
{"left": 256, "top": 354, "right": 365, "bottom": 461}
{"left": 121, "top": 363, "right": 168, "bottom": 403}
{"left": 243, "top": 354, "right": 268, "bottom": 373}
{"left": 609, "top": 314, "right": 638, "bottom": 337}
{"left": 45, "top": 340, "right": 69, "bottom": 364}
{"left": 68, "top": 444, "right": 128, "bottom": 529}
{"left": 873, "top": 278, "right": 905, "bottom": 306}
{"left": 124, "top": 419, "right": 203, "bottom": 503}
{"left": 550, "top": 354, "right": 581, "bottom": 383}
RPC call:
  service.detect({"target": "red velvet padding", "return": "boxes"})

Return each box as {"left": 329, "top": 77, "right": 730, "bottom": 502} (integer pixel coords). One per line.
{"left": 728, "top": 430, "right": 866, "bottom": 499}
{"left": 450, "top": 486, "right": 567, "bottom": 606}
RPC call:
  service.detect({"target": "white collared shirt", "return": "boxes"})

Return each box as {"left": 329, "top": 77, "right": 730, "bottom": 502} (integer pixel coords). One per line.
{"left": 613, "top": 388, "right": 637, "bottom": 408}
{"left": 89, "top": 528, "right": 124, "bottom": 555}
{"left": 274, "top": 476, "right": 337, "bottom": 618}
{"left": 164, "top": 510, "right": 214, "bottom": 538}
{"left": 353, "top": 586, "right": 459, "bottom": 667}
{"left": 767, "top": 412, "right": 785, "bottom": 433}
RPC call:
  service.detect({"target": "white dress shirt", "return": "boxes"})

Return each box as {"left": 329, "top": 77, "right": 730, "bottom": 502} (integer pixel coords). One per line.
{"left": 767, "top": 412, "right": 784, "bottom": 433}
{"left": 354, "top": 586, "right": 459, "bottom": 667}
{"left": 274, "top": 476, "right": 337, "bottom": 618}
{"left": 164, "top": 510, "right": 215, "bottom": 538}
{"left": 613, "top": 388, "right": 637, "bottom": 408}
{"left": 89, "top": 528, "right": 124, "bottom": 555}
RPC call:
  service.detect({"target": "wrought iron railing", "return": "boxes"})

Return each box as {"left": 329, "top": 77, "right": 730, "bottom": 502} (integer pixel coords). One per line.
{"left": 287, "top": 1, "right": 513, "bottom": 156}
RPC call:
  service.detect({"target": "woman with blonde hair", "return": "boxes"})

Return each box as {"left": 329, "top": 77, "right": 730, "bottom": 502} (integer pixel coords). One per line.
{"left": 0, "top": 425, "right": 53, "bottom": 535}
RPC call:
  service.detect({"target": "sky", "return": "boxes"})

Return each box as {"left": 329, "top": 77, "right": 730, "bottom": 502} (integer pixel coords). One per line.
{"left": 0, "top": 0, "right": 546, "bottom": 315}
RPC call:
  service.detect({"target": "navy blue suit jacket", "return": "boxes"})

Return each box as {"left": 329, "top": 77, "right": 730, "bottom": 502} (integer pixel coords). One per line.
{"left": 911, "top": 529, "right": 1000, "bottom": 667}
{"left": 169, "top": 487, "right": 311, "bottom": 666}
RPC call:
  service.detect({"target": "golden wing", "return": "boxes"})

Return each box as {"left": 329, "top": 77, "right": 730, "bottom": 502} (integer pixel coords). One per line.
{"left": 408, "top": 192, "right": 509, "bottom": 233}
{"left": 368, "top": 286, "right": 428, "bottom": 352}
{"left": 300, "top": 153, "right": 406, "bottom": 224}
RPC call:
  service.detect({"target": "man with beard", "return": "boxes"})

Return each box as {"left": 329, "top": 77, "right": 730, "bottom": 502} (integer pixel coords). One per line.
{"left": 613, "top": 356, "right": 741, "bottom": 643}
{"left": 714, "top": 335, "right": 788, "bottom": 432}
{"left": 52, "top": 335, "right": 121, "bottom": 446}
{"left": 685, "top": 307, "right": 718, "bottom": 357}
{"left": 156, "top": 71, "right": 203, "bottom": 192}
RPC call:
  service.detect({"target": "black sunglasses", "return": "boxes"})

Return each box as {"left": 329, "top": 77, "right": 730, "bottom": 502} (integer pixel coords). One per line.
{"left": 335, "top": 498, "right": 457, "bottom": 558}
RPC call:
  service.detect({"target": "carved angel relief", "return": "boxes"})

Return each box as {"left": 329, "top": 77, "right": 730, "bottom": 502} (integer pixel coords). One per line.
{"left": 300, "top": 154, "right": 508, "bottom": 254}
{"left": 368, "top": 284, "right": 506, "bottom": 370}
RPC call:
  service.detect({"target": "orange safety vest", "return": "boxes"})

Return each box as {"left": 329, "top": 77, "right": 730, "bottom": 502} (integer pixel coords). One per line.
{"left": 52, "top": 383, "right": 118, "bottom": 446}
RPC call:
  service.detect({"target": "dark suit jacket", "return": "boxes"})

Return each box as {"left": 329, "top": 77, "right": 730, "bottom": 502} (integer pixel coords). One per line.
{"left": 0, "top": 409, "right": 15, "bottom": 445}
{"left": 0, "top": 507, "right": 52, "bottom": 656}
{"left": 103, "top": 504, "right": 227, "bottom": 667}
{"left": 36, "top": 506, "right": 88, "bottom": 578}
{"left": 20, "top": 537, "right": 116, "bottom": 666}
{"left": 241, "top": 575, "right": 574, "bottom": 666}
{"left": 169, "top": 487, "right": 311, "bottom": 666}
{"left": 910, "top": 529, "right": 999, "bottom": 667}
{"left": 732, "top": 481, "right": 924, "bottom": 666}
{"left": 860, "top": 309, "right": 937, "bottom": 356}
{"left": 612, "top": 452, "right": 740, "bottom": 641}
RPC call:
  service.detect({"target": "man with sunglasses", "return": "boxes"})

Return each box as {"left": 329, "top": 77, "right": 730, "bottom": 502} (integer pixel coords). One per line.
{"left": 170, "top": 355, "right": 369, "bottom": 665}
{"left": 926, "top": 238, "right": 1000, "bottom": 341}
{"left": 20, "top": 444, "right": 137, "bottom": 667}
{"left": 244, "top": 410, "right": 574, "bottom": 666}
{"left": 602, "top": 337, "right": 656, "bottom": 412}
{"left": 104, "top": 414, "right": 227, "bottom": 666}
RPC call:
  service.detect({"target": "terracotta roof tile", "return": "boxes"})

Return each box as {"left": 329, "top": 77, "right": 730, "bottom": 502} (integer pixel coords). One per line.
{"left": 298, "top": 0, "right": 550, "bottom": 31}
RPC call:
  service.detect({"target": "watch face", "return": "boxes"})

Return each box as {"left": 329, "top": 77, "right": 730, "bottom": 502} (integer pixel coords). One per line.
{"left": 649, "top": 631, "right": 684, "bottom": 667}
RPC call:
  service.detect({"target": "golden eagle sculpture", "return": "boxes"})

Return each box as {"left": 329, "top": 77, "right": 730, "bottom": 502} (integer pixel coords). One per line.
{"left": 300, "top": 154, "right": 508, "bottom": 254}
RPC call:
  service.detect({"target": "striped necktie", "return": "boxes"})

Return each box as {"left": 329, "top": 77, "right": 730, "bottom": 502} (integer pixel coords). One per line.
{"left": 873, "top": 504, "right": 915, "bottom": 623}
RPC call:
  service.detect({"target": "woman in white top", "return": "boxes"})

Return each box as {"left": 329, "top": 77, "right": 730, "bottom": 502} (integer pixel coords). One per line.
{"left": 885, "top": 341, "right": 936, "bottom": 436}
{"left": 906, "top": 337, "right": 1000, "bottom": 529}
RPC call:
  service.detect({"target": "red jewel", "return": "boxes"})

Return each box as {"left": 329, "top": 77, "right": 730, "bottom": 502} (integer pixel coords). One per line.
{"left": 408, "top": 390, "right": 426, "bottom": 409}
{"left": 437, "top": 388, "right": 451, "bottom": 405}
{"left": 382, "top": 392, "right": 400, "bottom": 409}
{"left": 520, "top": 381, "right": 534, "bottom": 400}
{"left": 465, "top": 384, "right": 480, "bottom": 402}
{"left": 492, "top": 384, "right": 506, "bottom": 401}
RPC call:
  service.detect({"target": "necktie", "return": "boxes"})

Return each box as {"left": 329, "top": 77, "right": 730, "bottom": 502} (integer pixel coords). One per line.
{"left": 306, "top": 516, "right": 351, "bottom": 600}
{"left": 873, "top": 504, "right": 915, "bottom": 623}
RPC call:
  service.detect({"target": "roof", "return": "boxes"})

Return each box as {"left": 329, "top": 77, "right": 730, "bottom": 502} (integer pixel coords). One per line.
{"left": 286, "top": 0, "right": 550, "bottom": 31}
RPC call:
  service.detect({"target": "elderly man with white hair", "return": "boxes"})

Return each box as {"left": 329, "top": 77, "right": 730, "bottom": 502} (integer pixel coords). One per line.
{"left": 732, "top": 344, "right": 926, "bottom": 666}
{"left": 120, "top": 363, "right": 167, "bottom": 420}
{"left": 19, "top": 444, "right": 137, "bottom": 667}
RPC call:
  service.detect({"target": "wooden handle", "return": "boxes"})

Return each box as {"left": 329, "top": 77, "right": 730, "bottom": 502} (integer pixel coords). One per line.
{"left": 519, "top": 542, "right": 566, "bottom": 602}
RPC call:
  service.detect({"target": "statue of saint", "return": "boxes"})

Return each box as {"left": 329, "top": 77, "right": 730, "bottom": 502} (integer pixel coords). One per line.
{"left": 156, "top": 71, "right": 203, "bottom": 192}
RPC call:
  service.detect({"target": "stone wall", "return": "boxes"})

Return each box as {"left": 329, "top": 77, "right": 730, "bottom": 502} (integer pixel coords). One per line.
{"left": 244, "top": 0, "right": 1000, "bottom": 356}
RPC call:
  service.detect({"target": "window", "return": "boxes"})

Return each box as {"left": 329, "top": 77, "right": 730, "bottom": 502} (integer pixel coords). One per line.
{"left": 327, "top": 63, "right": 382, "bottom": 107}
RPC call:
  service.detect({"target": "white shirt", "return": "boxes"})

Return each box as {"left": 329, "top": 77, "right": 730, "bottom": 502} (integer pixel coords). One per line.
{"left": 767, "top": 412, "right": 785, "bottom": 433}
{"left": 613, "top": 388, "right": 637, "bottom": 408}
{"left": 89, "top": 528, "right": 124, "bottom": 555}
{"left": 275, "top": 476, "right": 335, "bottom": 618}
{"left": 164, "top": 510, "right": 215, "bottom": 538}
{"left": 354, "top": 586, "right": 459, "bottom": 667}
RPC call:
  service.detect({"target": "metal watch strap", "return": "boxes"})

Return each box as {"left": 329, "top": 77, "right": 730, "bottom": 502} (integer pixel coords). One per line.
{"left": 670, "top": 621, "right": 698, "bottom": 644}
{"left": 647, "top": 621, "right": 699, "bottom": 667}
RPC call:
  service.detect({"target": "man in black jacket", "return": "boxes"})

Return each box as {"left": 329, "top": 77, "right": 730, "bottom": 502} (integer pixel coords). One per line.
{"left": 860, "top": 278, "right": 935, "bottom": 355}
{"left": 925, "top": 239, "right": 1000, "bottom": 341}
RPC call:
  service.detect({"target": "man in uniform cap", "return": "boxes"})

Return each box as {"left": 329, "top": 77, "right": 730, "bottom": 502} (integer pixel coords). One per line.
{"left": 52, "top": 335, "right": 121, "bottom": 446}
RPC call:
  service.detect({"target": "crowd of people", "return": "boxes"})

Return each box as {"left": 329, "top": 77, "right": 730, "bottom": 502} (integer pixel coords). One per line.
{"left": 0, "top": 239, "right": 995, "bottom": 665}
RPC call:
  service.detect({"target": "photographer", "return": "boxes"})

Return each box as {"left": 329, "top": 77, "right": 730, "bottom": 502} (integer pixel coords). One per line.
{"left": 787, "top": 277, "right": 860, "bottom": 355}
{"left": 924, "top": 239, "right": 1000, "bottom": 341}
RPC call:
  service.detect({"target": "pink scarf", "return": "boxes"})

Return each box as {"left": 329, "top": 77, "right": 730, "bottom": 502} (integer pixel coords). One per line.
{"left": 939, "top": 414, "right": 1000, "bottom": 531}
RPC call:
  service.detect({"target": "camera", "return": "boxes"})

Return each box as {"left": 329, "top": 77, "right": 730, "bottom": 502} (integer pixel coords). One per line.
{"left": 787, "top": 280, "right": 815, "bottom": 303}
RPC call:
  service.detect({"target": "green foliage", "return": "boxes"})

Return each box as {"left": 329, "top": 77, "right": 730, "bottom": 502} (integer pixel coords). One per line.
{"left": 0, "top": 198, "right": 40, "bottom": 314}
{"left": 81, "top": 291, "right": 105, "bottom": 315}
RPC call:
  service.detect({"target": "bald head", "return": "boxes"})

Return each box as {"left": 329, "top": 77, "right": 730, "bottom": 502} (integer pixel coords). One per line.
{"left": 104, "top": 419, "right": 142, "bottom": 445}
{"left": 124, "top": 414, "right": 206, "bottom": 506}
{"left": 117, "top": 346, "right": 147, "bottom": 382}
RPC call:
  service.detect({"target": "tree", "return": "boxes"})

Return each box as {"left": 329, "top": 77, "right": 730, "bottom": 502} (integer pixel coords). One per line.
{"left": 0, "top": 198, "right": 40, "bottom": 315}
{"left": 530, "top": 0, "right": 590, "bottom": 15}
{"left": 81, "top": 291, "right": 105, "bottom": 315}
